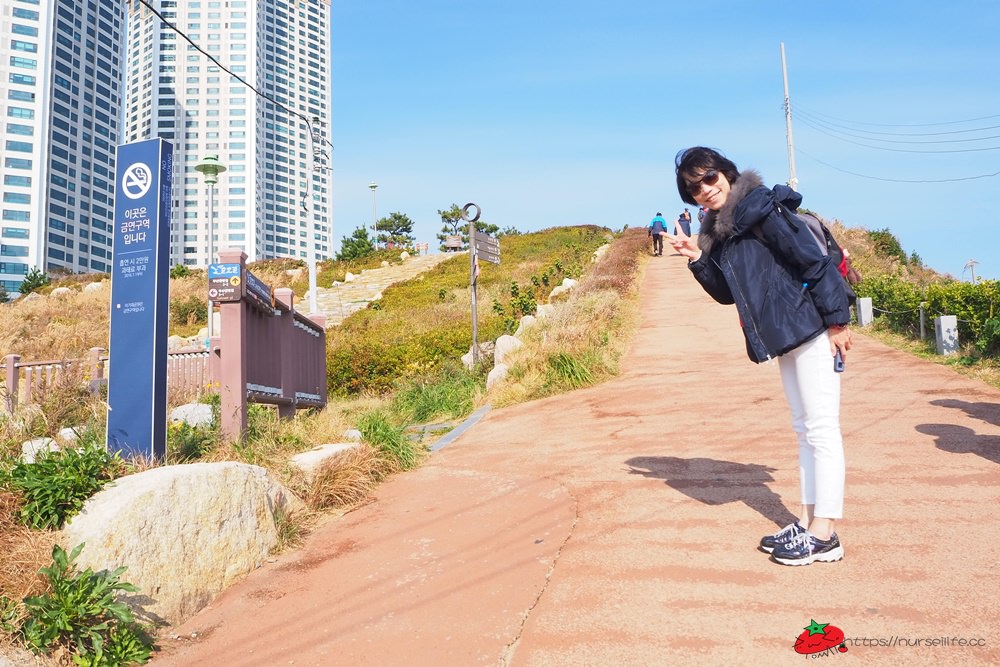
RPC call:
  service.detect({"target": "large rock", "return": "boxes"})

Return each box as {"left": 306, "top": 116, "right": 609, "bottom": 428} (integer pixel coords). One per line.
{"left": 486, "top": 363, "right": 508, "bottom": 391}
{"left": 21, "top": 437, "right": 59, "bottom": 463}
{"left": 60, "top": 462, "right": 303, "bottom": 626}
{"left": 493, "top": 335, "right": 523, "bottom": 366}
{"left": 289, "top": 443, "right": 360, "bottom": 482}
{"left": 170, "top": 403, "right": 214, "bottom": 428}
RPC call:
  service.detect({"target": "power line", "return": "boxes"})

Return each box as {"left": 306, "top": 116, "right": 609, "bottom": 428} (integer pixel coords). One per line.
{"left": 795, "top": 147, "right": 1000, "bottom": 183}
{"left": 792, "top": 105, "right": 1000, "bottom": 139}
{"left": 790, "top": 105, "right": 1000, "bottom": 129}
{"left": 132, "top": 0, "right": 334, "bottom": 152}
{"left": 793, "top": 114, "right": 1000, "bottom": 153}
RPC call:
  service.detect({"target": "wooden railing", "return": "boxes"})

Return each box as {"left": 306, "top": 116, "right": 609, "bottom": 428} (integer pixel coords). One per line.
{"left": 2, "top": 346, "right": 212, "bottom": 414}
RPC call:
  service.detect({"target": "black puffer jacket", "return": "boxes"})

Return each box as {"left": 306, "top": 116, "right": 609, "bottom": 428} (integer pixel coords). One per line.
{"left": 688, "top": 170, "right": 851, "bottom": 363}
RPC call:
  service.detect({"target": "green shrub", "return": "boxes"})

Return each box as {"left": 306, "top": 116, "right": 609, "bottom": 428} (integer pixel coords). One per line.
{"left": 169, "top": 264, "right": 191, "bottom": 279}
{"left": 6, "top": 445, "right": 122, "bottom": 530}
{"left": 357, "top": 411, "right": 418, "bottom": 470}
{"left": 546, "top": 352, "right": 595, "bottom": 389}
{"left": 169, "top": 294, "right": 206, "bottom": 327}
{"left": 166, "top": 421, "right": 215, "bottom": 462}
{"left": 20, "top": 543, "right": 153, "bottom": 666}
{"left": 392, "top": 364, "right": 481, "bottom": 423}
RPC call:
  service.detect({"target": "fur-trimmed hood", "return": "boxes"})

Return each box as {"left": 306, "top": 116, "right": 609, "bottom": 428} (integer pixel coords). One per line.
{"left": 697, "top": 170, "right": 801, "bottom": 257}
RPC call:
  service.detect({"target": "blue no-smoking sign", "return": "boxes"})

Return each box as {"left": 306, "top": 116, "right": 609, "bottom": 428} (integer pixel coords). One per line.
{"left": 121, "top": 162, "right": 153, "bottom": 199}
{"left": 107, "top": 139, "right": 173, "bottom": 460}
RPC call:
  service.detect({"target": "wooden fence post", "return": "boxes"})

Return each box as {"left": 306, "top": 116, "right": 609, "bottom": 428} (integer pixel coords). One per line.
{"left": 3, "top": 354, "right": 20, "bottom": 414}
{"left": 217, "top": 249, "right": 248, "bottom": 442}
{"left": 274, "top": 288, "right": 297, "bottom": 419}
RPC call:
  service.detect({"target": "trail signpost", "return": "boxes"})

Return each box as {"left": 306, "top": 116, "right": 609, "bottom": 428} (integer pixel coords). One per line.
{"left": 107, "top": 138, "right": 173, "bottom": 460}
{"left": 462, "top": 203, "right": 500, "bottom": 364}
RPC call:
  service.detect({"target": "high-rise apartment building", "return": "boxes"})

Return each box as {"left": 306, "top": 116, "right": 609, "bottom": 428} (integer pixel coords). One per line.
{"left": 124, "top": 0, "right": 332, "bottom": 268}
{"left": 1, "top": 0, "right": 125, "bottom": 292}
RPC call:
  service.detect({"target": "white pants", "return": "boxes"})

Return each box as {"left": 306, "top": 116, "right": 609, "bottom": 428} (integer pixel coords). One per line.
{"left": 777, "top": 331, "right": 845, "bottom": 519}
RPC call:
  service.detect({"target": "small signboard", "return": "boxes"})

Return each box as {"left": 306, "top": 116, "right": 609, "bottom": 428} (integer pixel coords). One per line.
{"left": 445, "top": 234, "right": 463, "bottom": 250}
{"left": 475, "top": 233, "right": 501, "bottom": 265}
{"left": 208, "top": 262, "right": 242, "bottom": 302}
{"left": 245, "top": 269, "right": 274, "bottom": 309}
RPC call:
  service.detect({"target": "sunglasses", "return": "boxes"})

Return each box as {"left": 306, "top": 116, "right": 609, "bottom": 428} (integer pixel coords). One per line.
{"left": 686, "top": 169, "right": 720, "bottom": 196}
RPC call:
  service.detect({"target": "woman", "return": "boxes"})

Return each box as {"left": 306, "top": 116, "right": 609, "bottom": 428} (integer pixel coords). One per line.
{"left": 666, "top": 146, "right": 853, "bottom": 566}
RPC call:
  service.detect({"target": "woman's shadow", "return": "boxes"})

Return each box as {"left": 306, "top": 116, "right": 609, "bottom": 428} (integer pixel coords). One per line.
{"left": 625, "top": 456, "right": 798, "bottom": 528}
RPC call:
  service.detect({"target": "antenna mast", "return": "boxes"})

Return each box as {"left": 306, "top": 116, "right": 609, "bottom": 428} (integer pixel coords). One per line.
{"left": 781, "top": 42, "right": 798, "bottom": 191}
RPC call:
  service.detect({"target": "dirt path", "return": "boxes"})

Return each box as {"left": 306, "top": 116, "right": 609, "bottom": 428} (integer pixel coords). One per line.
{"left": 153, "top": 252, "right": 1000, "bottom": 666}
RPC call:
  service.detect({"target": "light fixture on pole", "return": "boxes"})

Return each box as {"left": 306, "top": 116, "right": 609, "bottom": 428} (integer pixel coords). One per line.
{"left": 194, "top": 154, "right": 227, "bottom": 344}
{"left": 369, "top": 181, "right": 378, "bottom": 247}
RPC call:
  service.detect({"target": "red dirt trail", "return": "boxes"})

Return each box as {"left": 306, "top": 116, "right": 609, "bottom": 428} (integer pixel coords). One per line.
{"left": 153, "top": 252, "right": 1000, "bottom": 667}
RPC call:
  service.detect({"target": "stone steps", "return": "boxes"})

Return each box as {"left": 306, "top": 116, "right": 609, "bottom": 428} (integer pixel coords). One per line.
{"left": 312, "top": 252, "right": 464, "bottom": 327}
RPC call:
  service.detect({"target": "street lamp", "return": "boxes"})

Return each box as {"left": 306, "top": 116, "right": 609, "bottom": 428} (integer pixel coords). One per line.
{"left": 194, "top": 155, "right": 227, "bottom": 344}
{"left": 369, "top": 181, "right": 378, "bottom": 247}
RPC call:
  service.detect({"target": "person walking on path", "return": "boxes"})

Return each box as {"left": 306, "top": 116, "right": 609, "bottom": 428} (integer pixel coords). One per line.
{"left": 666, "top": 146, "right": 854, "bottom": 566}
{"left": 677, "top": 208, "right": 692, "bottom": 236}
{"left": 648, "top": 212, "right": 668, "bottom": 256}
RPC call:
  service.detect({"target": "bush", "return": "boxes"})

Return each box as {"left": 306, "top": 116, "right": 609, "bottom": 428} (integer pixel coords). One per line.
{"left": 392, "top": 364, "right": 482, "bottom": 423}
{"left": 169, "top": 294, "right": 206, "bottom": 327}
{"left": 20, "top": 543, "right": 153, "bottom": 666}
{"left": 5, "top": 445, "right": 123, "bottom": 530}
{"left": 19, "top": 268, "right": 50, "bottom": 295}
{"left": 357, "top": 411, "right": 419, "bottom": 471}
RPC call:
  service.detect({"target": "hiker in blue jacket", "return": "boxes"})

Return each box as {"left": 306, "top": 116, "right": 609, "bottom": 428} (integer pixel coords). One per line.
{"left": 648, "top": 212, "right": 668, "bottom": 256}
{"left": 666, "top": 146, "right": 854, "bottom": 568}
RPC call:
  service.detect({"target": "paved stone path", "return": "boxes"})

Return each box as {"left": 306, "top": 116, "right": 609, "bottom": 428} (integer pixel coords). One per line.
{"left": 154, "top": 251, "right": 1000, "bottom": 666}
{"left": 314, "top": 252, "right": 462, "bottom": 326}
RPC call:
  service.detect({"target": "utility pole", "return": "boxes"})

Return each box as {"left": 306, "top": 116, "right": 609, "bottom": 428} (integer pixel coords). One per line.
{"left": 780, "top": 42, "right": 798, "bottom": 191}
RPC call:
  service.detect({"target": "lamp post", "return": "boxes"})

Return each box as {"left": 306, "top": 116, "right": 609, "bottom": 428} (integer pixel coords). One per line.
{"left": 194, "top": 155, "right": 227, "bottom": 344}
{"left": 369, "top": 181, "right": 378, "bottom": 247}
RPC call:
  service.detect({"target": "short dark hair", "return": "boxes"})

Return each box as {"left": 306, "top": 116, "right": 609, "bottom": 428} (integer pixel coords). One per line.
{"left": 655, "top": 212, "right": 661, "bottom": 216}
{"left": 674, "top": 146, "right": 740, "bottom": 206}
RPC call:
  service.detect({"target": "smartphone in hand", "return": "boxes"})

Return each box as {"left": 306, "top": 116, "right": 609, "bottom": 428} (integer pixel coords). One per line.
{"left": 834, "top": 349, "right": 845, "bottom": 373}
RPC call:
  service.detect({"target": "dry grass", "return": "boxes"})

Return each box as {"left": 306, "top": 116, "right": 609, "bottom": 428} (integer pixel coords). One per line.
{"left": 301, "top": 445, "right": 398, "bottom": 511}
{"left": 0, "top": 287, "right": 110, "bottom": 362}
{"left": 488, "top": 229, "right": 646, "bottom": 406}
{"left": 0, "top": 489, "right": 57, "bottom": 628}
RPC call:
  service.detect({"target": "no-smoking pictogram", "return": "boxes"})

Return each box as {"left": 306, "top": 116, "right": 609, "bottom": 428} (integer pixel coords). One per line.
{"left": 122, "top": 163, "right": 153, "bottom": 199}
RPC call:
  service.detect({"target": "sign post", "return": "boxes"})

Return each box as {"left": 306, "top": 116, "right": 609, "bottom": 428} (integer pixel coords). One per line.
{"left": 107, "top": 139, "right": 173, "bottom": 460}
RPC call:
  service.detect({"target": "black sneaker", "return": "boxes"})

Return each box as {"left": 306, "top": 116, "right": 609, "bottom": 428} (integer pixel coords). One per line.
{"left": 771, "top": 531, "right": 844, "bottom": 566}
{"left": 759, "top": 522, "right": 806, "bottom": 553}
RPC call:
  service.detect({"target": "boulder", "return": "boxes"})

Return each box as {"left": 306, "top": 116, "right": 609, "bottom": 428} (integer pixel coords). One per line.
{"left": 399, "top": 251, "right": 410, "bottom": 260}
{"left": 514, "top": 315, "right": 537, "bottom": 338}
{"left": 494, "top": 335, "right": 523, "bottom": 366}
{"left": 21, "top": 437, "right": 59, "bottom": 464}
{"left": 343, "top": 428, "right": 363, "bottom": 442}
{"left": 535, "top": 304, "right": 554, "bottom": 319}
{"left": 170, "top": 403, "right": 214, "bottom": 428}
{"left": 344, "top": 272, "right": 356, "bottom": 283}
{"left": 548, "top": 278, "right": 578, "bottom": 302}
{"left": 84, "top": 282, "right": 105, "bottom": 293}
{"left": 486, "top": 363, "right": 508, "bottom": 391}
{"left": 289, "top": 443, "right": 361, "bottom": 482}
{"left": 56, "top": 427, "right": 82, "bottom": 444}
{"left": 60, "top": 462, "right": 303, "bottom": 626}
{"left": 50, "top": 286, "right": 73, "bottom": 298}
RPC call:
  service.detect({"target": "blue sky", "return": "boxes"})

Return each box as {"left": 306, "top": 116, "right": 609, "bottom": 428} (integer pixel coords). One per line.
{"left": 329, "top": 1, "right": 1000, "bottom": 280}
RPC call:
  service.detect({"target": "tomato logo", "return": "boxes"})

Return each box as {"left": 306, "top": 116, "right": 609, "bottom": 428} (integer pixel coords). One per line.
{"left": 794, "top": 619, "right": 848, "bottom": 655}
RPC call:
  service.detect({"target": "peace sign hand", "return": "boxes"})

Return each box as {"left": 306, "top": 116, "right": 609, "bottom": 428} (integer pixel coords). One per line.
{"left": 663, "top": 225, "right": 702, "bottom": 262}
